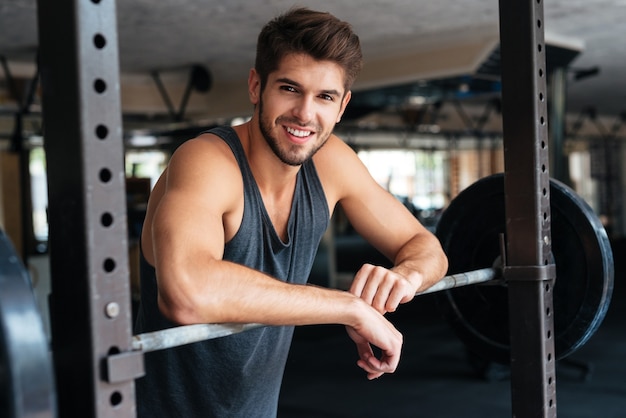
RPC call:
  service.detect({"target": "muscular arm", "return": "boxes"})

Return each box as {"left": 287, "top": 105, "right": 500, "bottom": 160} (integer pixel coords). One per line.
{"left": 150, "top": 136, "right": 351, "bottom": 326}
{"left": 144, "top": 134, "right": 401, "bottom": 378}
{"left": 315, "top": 136, "right": 449, "bottom": 314}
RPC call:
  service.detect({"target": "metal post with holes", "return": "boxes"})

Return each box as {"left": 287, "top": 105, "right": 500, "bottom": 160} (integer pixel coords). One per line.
{"left": 37, "top": 0, "right": 143, "bottom": 417}
{"left": 498, "top": 0, "right": 557, "bottom": 417}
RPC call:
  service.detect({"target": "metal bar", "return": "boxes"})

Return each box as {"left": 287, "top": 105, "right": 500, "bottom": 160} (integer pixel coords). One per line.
{"left": 151, "top": 71, "right": 178, "bottom": 120}
{"left": 37, "top": 1, "right": 137, "bottom": 417}
{"left": 133, "top": 323, "right": 266, "bottom": 353}
{"left": 0, "top": 55, "right": 21, "bottom": 105}
{"left": 498, "top": 0, "right": 556, "bottom": 417}
{"left": 418, "top": 267, "right": 499, "bottom": 295}
{"left": 176, "top": 75, "right": 194, "bottom": 122}
{"left": 131, "top": 268, "right": 500, "bottom": 354}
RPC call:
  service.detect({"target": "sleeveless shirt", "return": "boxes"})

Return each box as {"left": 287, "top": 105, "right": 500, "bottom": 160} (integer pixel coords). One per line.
{"left": 134, "top": 126, "right": 330, "bottom": 417}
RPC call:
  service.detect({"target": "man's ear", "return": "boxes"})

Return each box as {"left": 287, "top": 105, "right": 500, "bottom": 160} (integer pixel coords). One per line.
{"left": 248, "top": 68, "right": 261, "bottom": 105}
{"left": 337, "top": 90, "right": 352, "bottom": 123}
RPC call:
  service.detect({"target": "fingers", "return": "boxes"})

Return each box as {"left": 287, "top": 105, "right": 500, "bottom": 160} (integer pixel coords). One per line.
{"left": 350, "top": 264, "right": 416, "bottom": 313}
{"left": 345, "top": 281, "right": 408, "bottom": 380}
{"left": 355, "top": 345, "right": 399, "bottom": 380}
{"left": 345, "top": 317, "right": 403, "bottom": 380}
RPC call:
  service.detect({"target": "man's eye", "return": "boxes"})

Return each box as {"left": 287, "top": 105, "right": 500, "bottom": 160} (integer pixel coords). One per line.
{"left": 320, "top": 94, "right": 334, "bottom": 101}
{"left": 281, "top": 85, "right": 297, "bottom": 93}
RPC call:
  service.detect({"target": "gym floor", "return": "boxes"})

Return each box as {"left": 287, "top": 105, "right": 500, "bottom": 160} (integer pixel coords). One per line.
{"left": 277, "top": 239, "right": 626, "bottom": 418}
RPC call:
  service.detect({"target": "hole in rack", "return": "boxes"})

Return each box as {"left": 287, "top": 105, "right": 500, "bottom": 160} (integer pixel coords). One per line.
{"left": 103, "top": 258, "right": 116, "bottom": 273}
{"left": 94, "top": 78, "right": 107, "bottom": 94}
{"left": 93, "top": 33, "right": 106, "bottom": 49}
{"left": 99, "top": 168, "right": 112, "bottom": 183}
{"left": 110, "top": 391, "right": 123, "bottom": 407}
{"left": 101, "top": 212, "right": 113, "bottom": 227}
{"left": 95, "top": 124, "right": 108, "bottom": 139}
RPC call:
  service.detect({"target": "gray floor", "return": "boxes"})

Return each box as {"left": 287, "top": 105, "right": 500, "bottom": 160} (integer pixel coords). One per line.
{"left": 278, "top": 240, "right": 626, "bottom": 418}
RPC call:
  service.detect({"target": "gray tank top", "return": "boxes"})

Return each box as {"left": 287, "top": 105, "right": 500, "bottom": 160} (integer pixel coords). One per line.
{"left": 135, "top": 126, "right": 330, "bottom": 417}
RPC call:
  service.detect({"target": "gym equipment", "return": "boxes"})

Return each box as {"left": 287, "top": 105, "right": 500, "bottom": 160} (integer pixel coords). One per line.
{"left": 131, "top": 267, "right": 501, "bottom": 352}
{"left": 0, "top": 230, "right": 55, "bottom": 418}
{"left": 435, "top": 173, "right": 613, "bottom": 364}
{"left": 37, "top": 1, "right": 137, "bottom": 417}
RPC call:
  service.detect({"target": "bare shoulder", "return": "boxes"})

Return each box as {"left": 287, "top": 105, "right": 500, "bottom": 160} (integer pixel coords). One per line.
{"left": 163, "top": 133, "right": 240, "bottom": 193}
{"left": 169, "top": 132, "right": 238, "bottom": 176}
{"left": 149, "top": 131, "right": 244, "bottom": 221}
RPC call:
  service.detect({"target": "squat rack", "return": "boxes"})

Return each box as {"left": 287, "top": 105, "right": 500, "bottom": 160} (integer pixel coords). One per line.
{"left": 36, "top": 1, "right": 557, "bottom": 417}
{"left": 498, "top": 0, "right": 557, "bottom": 415}
{"left": 38, "top": 1, "right": 138, "bottom": 417}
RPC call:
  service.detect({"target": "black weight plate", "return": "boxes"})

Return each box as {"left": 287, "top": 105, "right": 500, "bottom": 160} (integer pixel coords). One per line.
{"left": 435, "top": 173, "right": 613, "bottom": 364}
{"left": 0, "top": 230, "right": 56, "bottom": 417}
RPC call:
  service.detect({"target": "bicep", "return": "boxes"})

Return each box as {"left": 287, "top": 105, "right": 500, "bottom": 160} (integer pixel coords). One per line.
{"left": 151, "top": 190, "right": 226, "bottom": 268}
{"left": 149, "top": 138, "right": 239, "bottom": 283}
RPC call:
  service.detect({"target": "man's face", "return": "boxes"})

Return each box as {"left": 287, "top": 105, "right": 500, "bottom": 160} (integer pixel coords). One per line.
{"left": 249, "top": 53, "right": 352, "bottom": 166}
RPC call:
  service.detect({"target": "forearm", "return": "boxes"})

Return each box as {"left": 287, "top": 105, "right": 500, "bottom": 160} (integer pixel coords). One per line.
{"left": 391, "top": 231, "right": 448, "bottom": 292}
{"left": 157, "top": 258, "right": 365, "bottom": 327}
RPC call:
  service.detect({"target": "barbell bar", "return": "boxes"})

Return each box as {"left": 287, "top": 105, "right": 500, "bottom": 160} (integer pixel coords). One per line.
{"left": 131, "top": 267, "right": 501, "bottom": 353}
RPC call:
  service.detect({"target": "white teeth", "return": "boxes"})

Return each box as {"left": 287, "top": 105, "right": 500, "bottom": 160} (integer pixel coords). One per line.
{"left": 286, "top": 126, "right": 311, "bottom": 137}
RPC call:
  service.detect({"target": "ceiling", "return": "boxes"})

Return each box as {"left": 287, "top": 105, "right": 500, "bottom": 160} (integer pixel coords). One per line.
{"left": 1, "top": 0, "right": 625, "bottom": 139}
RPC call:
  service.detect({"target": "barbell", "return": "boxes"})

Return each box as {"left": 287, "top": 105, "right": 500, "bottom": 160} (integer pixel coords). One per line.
{"left": 132, "top": 175, "right": 613, "bottom": 359}
{"left": 0, "top": 173, "right": 614, "bottom": 417}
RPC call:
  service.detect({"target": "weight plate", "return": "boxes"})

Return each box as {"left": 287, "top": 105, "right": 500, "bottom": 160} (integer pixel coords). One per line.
{"left": 435, "top": 173, "right": 613, "bottom": 364}
{"left": 0, "top": 230, "right": 56, "bottom": 417}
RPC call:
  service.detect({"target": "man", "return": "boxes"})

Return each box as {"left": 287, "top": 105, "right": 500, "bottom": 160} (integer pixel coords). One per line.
{"left": 135, "top": 7, "right": 448, "bottom": 417}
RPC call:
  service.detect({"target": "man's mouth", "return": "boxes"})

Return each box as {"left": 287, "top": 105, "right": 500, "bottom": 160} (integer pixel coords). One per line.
{"left": 285, "top": 126, "right": 313, "bottom": 138}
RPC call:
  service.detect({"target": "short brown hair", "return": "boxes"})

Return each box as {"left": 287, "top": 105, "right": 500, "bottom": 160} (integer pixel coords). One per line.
{"left": 255, "top": 7, "right": 363, "bottom": 93}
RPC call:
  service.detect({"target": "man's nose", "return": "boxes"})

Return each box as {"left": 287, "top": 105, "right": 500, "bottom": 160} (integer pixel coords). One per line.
{"left": 292, "top": 96, "right": 314, "bottom": 123}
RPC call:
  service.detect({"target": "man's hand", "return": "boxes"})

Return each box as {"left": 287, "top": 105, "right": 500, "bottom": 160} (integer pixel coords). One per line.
{"left": 344, "top": 304, "right": 403, "bottom": 380}
{"left": 349, "top": 263, "right": 421, "bottom": 314}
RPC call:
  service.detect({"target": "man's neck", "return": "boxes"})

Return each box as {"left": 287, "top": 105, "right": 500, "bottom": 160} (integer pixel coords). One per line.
{"left": 235, "top": 121, "right": 301, "bottom": 195}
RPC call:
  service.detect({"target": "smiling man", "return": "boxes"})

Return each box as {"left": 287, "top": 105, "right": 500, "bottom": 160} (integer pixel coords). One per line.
{"left": 134, "top": 7, "right": 448, "bottom": 417}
